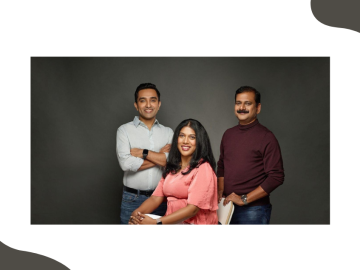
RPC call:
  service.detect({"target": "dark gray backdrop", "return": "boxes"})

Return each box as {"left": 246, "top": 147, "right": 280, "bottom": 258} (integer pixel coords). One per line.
{"left": 31, "top": 57, "right": 329, "bottom": 224}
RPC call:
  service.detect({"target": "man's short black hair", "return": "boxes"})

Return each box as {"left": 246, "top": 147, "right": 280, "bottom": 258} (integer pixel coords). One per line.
{"left": 135, "top": 83, "right": 160, "bottom": 102}
{"left": 235, "top": 86, "right": 261, "bottom": 106}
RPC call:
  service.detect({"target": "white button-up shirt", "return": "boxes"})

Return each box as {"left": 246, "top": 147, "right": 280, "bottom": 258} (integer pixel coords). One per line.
{"left": 116, "top": 116, "right": 174, "bottom": 190}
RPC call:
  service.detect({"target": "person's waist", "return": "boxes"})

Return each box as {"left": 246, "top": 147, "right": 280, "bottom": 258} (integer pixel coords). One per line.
{"left": 123, "top": 186, "right": 155, "bottom": 197}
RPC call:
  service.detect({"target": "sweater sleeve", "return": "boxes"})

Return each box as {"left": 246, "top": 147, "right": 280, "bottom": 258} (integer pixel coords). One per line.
{"left": 259, "top": 131, "right": 285, "bottom": 194}
{"left": 217, "top": 134, "right": 225, "bottom": 177}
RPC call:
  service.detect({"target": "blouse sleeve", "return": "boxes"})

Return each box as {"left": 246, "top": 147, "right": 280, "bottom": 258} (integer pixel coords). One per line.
{"left": 187, "top": 163, "right": 218, "bottom": 211}
{"left": 152, "top": 177, "right": 165, "bottom": 197}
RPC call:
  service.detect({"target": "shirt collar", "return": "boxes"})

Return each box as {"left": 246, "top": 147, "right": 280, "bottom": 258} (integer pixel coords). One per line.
{"left": 133, "top": 116, "right": 160, "bottom": 128}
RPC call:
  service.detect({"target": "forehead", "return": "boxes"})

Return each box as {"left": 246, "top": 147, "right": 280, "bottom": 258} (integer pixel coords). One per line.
{"left": 137, "top": 88, "right": 158, "bottom": 99}
{"left": 235, "top": 91, "right": 256, "bottom": 102}
{"left": 179, "top": 126, "right": 196, "bottom": 134}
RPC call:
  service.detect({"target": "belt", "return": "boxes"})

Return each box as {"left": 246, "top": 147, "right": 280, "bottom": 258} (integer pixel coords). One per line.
{"left": 123, "top": 186, "right": 154, "bottom": 197}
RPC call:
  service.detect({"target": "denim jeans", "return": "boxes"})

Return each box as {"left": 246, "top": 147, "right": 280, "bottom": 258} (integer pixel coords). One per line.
{"left": 120, "top": 190, "right": 167, "bottom": 224}
{"left": 230, "top": 204, "right": 272, "bottom": 224}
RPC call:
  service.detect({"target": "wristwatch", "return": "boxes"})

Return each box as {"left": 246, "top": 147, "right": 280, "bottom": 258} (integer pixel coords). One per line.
{"left": 156, "top": 218, "right": 162, "bottom": 225}
{"left": 241, "top": 194, "right": 248, "bottom": 205}
{"left": 142, "top": 149, "right": 149, "bottom": 160}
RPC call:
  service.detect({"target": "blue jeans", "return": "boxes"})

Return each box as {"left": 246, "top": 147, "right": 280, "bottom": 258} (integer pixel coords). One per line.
{"left": 230, "top": 204, "right": 272, "bottom": 224}
{"left": 120, "top": 190, "right": 167, "bottom": 224}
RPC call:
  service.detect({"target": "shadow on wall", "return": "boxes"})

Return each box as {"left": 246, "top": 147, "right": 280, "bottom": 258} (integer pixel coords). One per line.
{"left": 0, "top": 241, "right": 69, "bottom": 270}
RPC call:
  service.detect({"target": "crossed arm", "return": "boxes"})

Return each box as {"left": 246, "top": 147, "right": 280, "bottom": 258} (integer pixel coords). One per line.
{"left": 116, "top": 126, "right": 173, "bottom": 172}
{"left": 130, "top": 144, "right": 171, "bottom": 170}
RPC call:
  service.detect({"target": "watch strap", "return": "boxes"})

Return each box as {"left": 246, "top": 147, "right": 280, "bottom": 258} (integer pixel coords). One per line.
{"left": 156, "top": 218, "right": 162, "bottom": 225}
{"left": 142, "top": 149, "right": 149, "bottom": 160}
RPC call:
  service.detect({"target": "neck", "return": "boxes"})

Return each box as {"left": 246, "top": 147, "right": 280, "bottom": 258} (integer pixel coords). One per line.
{"left": 180, "top": 156, "right": 192, "bottom": 168}
{"left": 139, "top": 116, "right": 156, "bottom": 130}
{"left": 239, "top": 117, "right": 257, "bottom": 125}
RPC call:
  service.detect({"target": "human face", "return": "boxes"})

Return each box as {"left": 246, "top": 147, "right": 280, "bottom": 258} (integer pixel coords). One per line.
{"left": 234, "top": 91, "right": 261, "bottom": 125}
{"left": 134, "top": 89, "right": 161, "bottom": 122}
{"left": 177, "top": 126, "right": 196, "bottom": 158}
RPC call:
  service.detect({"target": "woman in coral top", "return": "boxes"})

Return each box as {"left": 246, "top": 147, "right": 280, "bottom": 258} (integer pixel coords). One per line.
{"left": 129, "top": 119, "right": 218, "bottom": 225}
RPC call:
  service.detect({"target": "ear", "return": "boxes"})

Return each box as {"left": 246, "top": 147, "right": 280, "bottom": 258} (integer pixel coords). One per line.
{"left": 158, "top": 101, "right": 161, "bottom": 110}
{"left": 134, "top": 102, "right": 138, "bottom": 111}
{"left": 256, "top": 103, "right": 261, "bottom": 114}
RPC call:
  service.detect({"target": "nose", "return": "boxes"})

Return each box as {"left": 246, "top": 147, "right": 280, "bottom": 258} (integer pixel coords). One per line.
{"left": 184, "top": 136, "right": 190, "bottom": 144}
{"left": 146, "top": 100, "right": 151, "bottom": 107}
{"left": 239, "top": 103, "right": 246, "bottom": 110}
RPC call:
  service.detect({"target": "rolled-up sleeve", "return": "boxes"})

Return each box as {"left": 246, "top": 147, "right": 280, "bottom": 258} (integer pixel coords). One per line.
{"left": 116, "top": 126, "right": 144, "bottom": 172}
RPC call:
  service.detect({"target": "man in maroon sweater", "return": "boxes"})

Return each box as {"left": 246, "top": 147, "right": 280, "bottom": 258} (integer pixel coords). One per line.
{"left": 217, "top": 86, "right": 284, "bottom": 224}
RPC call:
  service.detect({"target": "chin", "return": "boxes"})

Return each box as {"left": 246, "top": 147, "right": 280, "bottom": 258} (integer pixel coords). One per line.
{"left": 142, "top": 114, "right": 155, "bottom": 119}
{"left": 180, "top": 152, "right": 193, "bottom": 158}
{"left": 237, "top": 117, "right": 247, "bottom": 121}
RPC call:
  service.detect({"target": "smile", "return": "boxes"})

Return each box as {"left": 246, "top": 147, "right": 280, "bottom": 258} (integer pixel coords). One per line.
{"left": 181, "top": 146, "right": 191, "bottom": 151}
{"left": 144, "top": 109, "right": 153, "bottom": 113}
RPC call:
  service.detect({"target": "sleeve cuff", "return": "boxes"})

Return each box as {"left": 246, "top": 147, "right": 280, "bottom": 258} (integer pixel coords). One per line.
{"left": 132, "top": 157, "right": 144, "bottom": 172}
{"left": 260, "top": 177, "right": 283, "bottom": 194}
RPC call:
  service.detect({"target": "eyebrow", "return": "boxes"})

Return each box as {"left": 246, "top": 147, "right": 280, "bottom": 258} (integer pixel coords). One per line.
{"left": 138, "top": 96, "right": 158, "bottom": 100}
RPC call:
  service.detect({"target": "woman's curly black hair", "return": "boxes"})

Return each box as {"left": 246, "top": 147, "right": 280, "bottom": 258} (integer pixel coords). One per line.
{"left": 162, "top": 119, "right": 216, "bottom": 178}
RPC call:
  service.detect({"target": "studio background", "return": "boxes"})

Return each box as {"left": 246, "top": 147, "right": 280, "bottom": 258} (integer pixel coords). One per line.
{"left": 31, "top": 57, "right": 329, "bottom": 224}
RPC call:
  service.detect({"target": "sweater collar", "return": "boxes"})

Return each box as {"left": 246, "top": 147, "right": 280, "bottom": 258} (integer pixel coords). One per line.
{"left": 238, "top": 118, "right": 259, "bottom": 130}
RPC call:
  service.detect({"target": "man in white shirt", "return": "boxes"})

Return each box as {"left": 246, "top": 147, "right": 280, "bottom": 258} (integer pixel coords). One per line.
{"left": 116, "top": 83, "right": 173, "bottom": 224}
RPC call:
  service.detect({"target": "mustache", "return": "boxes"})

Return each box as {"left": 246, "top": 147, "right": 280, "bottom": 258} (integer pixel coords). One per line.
{"left": 237, "top": 110, "right": 249, "bottom": 113}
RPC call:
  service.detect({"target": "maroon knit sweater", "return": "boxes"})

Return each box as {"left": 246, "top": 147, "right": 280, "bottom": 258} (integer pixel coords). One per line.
{"left": 217, "top": 119, "right": 284, "bottom": 206}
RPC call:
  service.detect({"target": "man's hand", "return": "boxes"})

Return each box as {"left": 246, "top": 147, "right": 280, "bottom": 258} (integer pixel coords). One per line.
{"left": 130, "top": 148, "right": 143, "bottom": 158}
{"left": 160, "top": 144, "right": 171, "bottom": 153}
{"left": 217, "top": 189, "right": 224, "bottom": 203}
{"left": 224, "top": 192, "right": 243, "bottom": 206}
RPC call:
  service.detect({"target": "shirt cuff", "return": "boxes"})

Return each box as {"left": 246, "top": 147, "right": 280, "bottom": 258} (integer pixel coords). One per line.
{"left": 132, "top": 157, "right": 145, "bottom": 171}
{"left": 164, "top": 152, "right": 169, "bottom": 161}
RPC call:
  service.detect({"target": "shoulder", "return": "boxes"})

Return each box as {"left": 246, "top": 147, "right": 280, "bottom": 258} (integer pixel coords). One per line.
{"left": 157, "top": 124, "right": 174, "bottom": 133}
{"left": 257, "top": 123, "right": 279, "bottom": 144}
{"left": 190, "top": 162, "right": 217, "bottom": 184}
{"left": 117, "top": 121, "right": 135, "bottom": 132}
{"left": 195, "top": 162, "right": 215, "bottom": 175}
{"left": 222, "top": 125, "right": 238, "bottom": 137}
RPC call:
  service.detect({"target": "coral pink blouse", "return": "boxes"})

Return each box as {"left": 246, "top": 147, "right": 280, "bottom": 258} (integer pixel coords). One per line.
{"left": 152, "top": 162, "right": 218, "bottom": 224}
